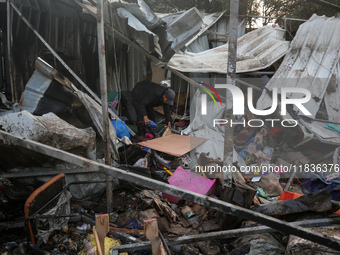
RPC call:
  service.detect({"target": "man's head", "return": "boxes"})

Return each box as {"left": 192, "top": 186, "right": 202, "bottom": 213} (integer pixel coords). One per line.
{"left": 164, "top": 88, "right": 175, "bottom": 106}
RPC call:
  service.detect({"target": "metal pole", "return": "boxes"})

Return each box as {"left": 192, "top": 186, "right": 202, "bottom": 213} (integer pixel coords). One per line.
{"left": 9, "top": 1, "right": 99, "bottom": 103}
{"left": 7, "top": 1, "right": 15, "bottom": 102}
{"left": 97, "top": 0, "right": 110, "bottom": 166}
{"left": 223, "top": 0, "right": 239, "bottom": 188}
{"left": 110, "top": 217, "right": 340, "bottom": 252}
{"left": 97, "top": 0, "right": 113, "bottom": 213}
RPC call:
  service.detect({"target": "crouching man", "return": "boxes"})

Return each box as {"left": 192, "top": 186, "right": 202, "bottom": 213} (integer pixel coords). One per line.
{"left": 132, "top": 81, "right": 175, "bottom": 136}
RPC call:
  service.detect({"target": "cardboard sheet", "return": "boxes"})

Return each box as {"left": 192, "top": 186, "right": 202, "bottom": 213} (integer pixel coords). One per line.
{"left": 138, "top": 134, "right": 207, "bottom": 157}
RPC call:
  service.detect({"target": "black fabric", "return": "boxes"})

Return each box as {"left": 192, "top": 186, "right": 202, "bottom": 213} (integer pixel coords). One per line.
{"left": 120, "top": 90, "right": 137, "bottom": 124}
{"left": 33, "top": 80, "right": 76, "bottom": 116}
{"left": 132, "top": 81, "right": 172, "bottom": 123}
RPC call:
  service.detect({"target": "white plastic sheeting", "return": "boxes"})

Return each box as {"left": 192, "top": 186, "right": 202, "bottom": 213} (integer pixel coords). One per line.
{"left": 75, "top": 90, "right": 120, "bottom": 160}
{"left": 185, "top": 89, "right": 227, "bottom": 164}
{"left": 36, "top": 190, "right": 72, "bottom": 243}
{"left": 0, "top": 110, "right": 96, "bottom": 158}
{"left": 168, "top": 25, "right": 289, "bottom": 73}
{"left": 185, "top": 90, "right": 244, "bottom": 181}
{"left": 256, "top": 15, "right": 340, "bottom": 119}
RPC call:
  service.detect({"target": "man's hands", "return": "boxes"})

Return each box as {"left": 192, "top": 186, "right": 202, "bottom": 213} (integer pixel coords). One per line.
{"left": 145, "top": 116, "right": 171, "bottom": 129}
{"left": 143, "top": 116, "right": 150, "bottom": 125}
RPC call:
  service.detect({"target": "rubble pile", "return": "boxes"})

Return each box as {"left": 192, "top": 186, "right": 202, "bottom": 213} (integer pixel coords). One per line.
{"left": 0, "top": 0, "right": 340, "bottom": 254}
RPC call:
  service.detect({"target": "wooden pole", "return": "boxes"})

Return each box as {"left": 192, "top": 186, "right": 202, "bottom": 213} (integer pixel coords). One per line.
{"left": 97, "top": 0, "right": 113, "bottom": 213}
{"left": 223, "top": 0, "right": 239, "bottom": 188}
{"left": 97, "top": 0, "right": 111, "bottom": 166}
{"left": 7, "top": 1, "right": 16, "bottom": 102}
{"left": 95, "top": 214, "right": 110, "bottom": 254}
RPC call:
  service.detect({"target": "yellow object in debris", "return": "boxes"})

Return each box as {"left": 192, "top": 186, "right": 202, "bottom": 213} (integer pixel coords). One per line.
{"left": 162, "top": 127, "right": 172, "bottom": 137}
{"left": 78, "top": 234, "right": 127, "bottom": 255}
{"left": 164, "top": 167, "right": 173, "bottom": 176}
{"left": 254, "top": 165, "right": 261, "bottom": 176}
{"left": 198, "top": 165, "right": 206, "bottom": 178}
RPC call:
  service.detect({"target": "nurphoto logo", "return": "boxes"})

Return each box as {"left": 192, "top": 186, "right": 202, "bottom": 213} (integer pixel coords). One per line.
{"left": 200, "top": 84, "right": 312, "bottom": 128}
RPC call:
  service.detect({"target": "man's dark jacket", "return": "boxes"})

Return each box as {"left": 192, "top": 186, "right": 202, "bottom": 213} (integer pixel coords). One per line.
{"left": 132, "top": 81, "right": 172, "bottom": 123}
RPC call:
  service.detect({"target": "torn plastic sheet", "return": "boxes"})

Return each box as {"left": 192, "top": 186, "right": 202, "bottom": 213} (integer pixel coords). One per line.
{"left": 68, "top": 173, "right": 119, "bottom": 200}
{"left": 75, "top": 90, "right": 119, "bottom": 161}
{"left": 185, "top": 89, "right": 227, "bottom": 167}
{"left": 36, "top": 190, "right": 72, "bottom": 244}
{"left": 30, "top": 164, "right": 120, "bottom": 200}
{"left": 186, "top": 89, "right": 243, "bottom": 182}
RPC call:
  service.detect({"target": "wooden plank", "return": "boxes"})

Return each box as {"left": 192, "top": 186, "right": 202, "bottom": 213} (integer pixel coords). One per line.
{"left": 93, "top": 226, "right": 103, "bottom": 255}
{"left": 145, "top": 219, "right": 161, "bottom": 255}
{"left": 138, "top": 134, "right": 207, "bottom": 157}
{"left": 96, "top": 214, "right": 110, "bottom": 254}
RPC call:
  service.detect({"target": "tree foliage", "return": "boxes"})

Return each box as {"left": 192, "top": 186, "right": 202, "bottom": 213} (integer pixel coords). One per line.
{"left": 145, "top": 0, "right": 340, "bottom": 19}
{"left": 144, "top": 0, "right": 340, "bottom": 35}
{"left": 262, "top": 0, "right": 340, "bottom": 20}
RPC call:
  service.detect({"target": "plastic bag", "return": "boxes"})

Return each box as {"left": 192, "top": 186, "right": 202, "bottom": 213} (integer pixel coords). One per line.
{"left": 111, "top": 120, "right": 130, "bottom": 139}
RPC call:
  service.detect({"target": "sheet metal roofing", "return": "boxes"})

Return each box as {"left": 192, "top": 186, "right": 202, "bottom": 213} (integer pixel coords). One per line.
{"left": 257, "top": 14, "right": 340, "bottom": 119}
{"left": 82, "top": 0, "right": 203, "bottom": 62}
{"left": 168, "top": 25, "right": 289, "bottom": 73}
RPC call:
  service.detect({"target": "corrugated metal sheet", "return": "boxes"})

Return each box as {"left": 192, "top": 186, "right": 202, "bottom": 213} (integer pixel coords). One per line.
{"left": 257, "top": 14, "right": 340, "bottom": 119}
{"left": 324, "top": 62, "right": 340, "bottom": 122}
{"left": 186, "top": 12, "right": 226, "bottom": 53}
{"left": 104, "top": 2, "right": 162, "bottom": 58}
{"left": 19, "top": 58, "right": 75, "bottom": 115}
{"left": 209, "top": 16, "right": 246, "bottom": 48}
{"left": 168, "top": 25, "right": 289, "bottom": 73}
{"left": 185, "top": 11, "right": 225, "bottom": 48}
{"left": 19, "top": 70, "right": 53, "bottom": 113}
{"left": 99, "top": 0, "right": 203, "bottom": 62}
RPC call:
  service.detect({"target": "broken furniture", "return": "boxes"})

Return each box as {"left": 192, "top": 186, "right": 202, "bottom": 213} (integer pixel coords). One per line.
{"left": 25, "top": 173, "right": 71, "bottom": 245}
